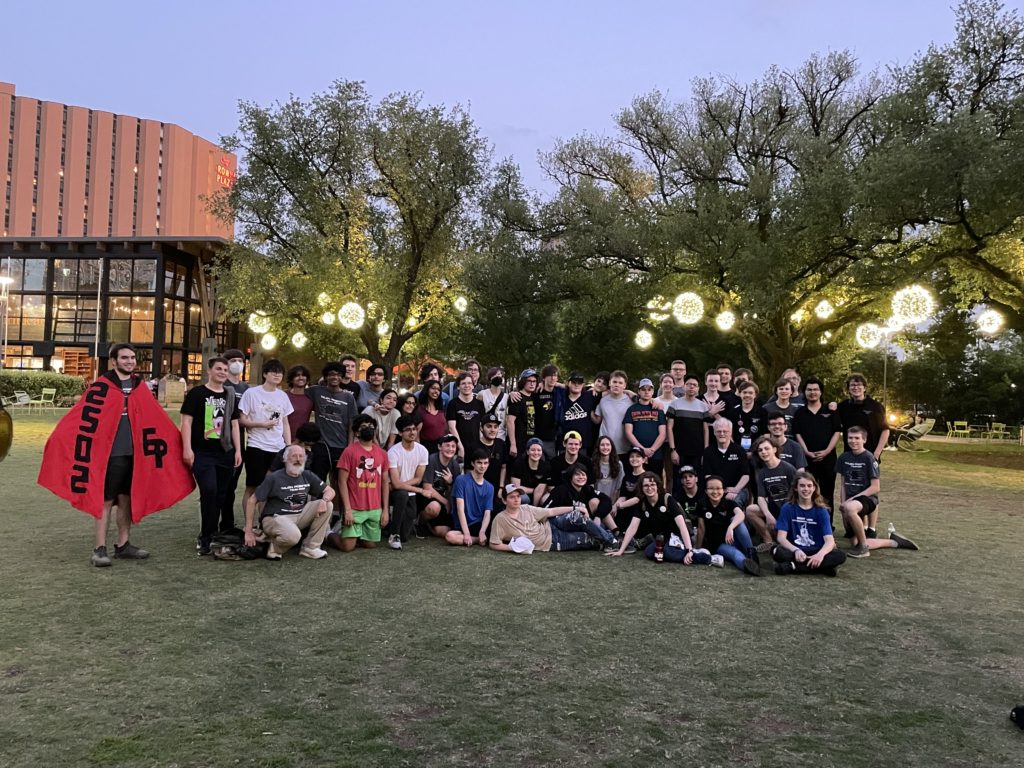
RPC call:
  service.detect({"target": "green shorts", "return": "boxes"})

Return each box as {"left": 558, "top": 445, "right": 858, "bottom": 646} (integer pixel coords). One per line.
{"left": 339, "top": 509, "right": 383, "bottom": 542}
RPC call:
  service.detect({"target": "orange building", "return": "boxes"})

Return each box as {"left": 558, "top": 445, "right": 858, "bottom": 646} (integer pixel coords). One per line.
{"left": 0, "top": 82, "right": 235, "bottom": 239}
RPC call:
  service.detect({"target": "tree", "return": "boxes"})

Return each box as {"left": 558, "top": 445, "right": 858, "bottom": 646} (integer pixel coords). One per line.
{"left": 210, "top": 81, "right": 488, "bottom": 370}
{"left": 482, "top": 1, "right": 1024, "bottom": 384}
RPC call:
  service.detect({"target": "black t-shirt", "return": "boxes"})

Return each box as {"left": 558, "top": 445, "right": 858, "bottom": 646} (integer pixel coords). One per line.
{"left": 628, "top": 493, "right": 686, "bottom": 540}
{"left": 677, "top": 490, "right": 704, "bottom": 525}
{"left": 507, "top": 394, "right": 538, "bottom": 450}
{"left": 559, "top": 390, "right": 598, "bottom": 450}
{"left": 547, "top": 482, "right": 599, "bottom": 507}
{"left": 534, "top": 387, "right": 558, "bottom": 441}
{"left": 620, "top": 469, "right": 646, "bottom": 499}
{"left": 701, "top": 442, "right": 750, "bottom": 489}
{"left": 756, "top": 460, "right": 797, "bottom": 513}
{"left": 697, "top": 497, "right": 740, "bottom": 552}
{"left": 763, "top": 401, "right": 801, "bottom": 435}
{"left": 792, "top": 404, "right": 842, "bottom": 455}
{"left": 110, "top": 376, "right": 135, "bottom": 457}
{"left": 446, "top": 397, "right": 484, "bottom": 454}
{"left": 728, "top": 404, "right": 768, "bottom": 452}
{"left": 268, "top": 441, "right": 333, "bottom": 482}
{"left": 479, "top": 437, "right": 507, "bottom": 490}
{"left": 549, "top": 451, "right": 592, "bottom": 485}
{"left": 511, "top": 456, "right": 551, "bottom": 491}
{"left": 180, "top": 385, "right": 240, "bottom": 453}
{"left": 837, "top": 396, "right": 887, "bottom": 453}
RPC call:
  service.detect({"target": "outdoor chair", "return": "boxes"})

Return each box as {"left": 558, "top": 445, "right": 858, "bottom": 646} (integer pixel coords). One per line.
{"left": 11, "top": 391, "right": 32, "bottom": 407}
{"left": 895, "top": 419, "right": 935, "bottom": 452}
{"left": 948, "top": 421, "right": 970, "bottom": 439}
{"left": 986, "top": 422, "right": 1012, "bottom": 440}
{"left": 28, "top": 388, "right": 57, "bottom": 413}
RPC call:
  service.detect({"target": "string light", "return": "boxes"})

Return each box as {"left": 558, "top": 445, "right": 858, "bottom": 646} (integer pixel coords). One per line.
{"left": 321, "top": 311, "right": 334, "bottom": 325}
{"left": 337, "top": 302, "right": 365, "bottom": 330}
{"left": 316, "top": 292, "right": 332, "bottom": 308}
{"left": 815, "top": 299, "right": 835, "bottom": 319}
{"left": 247, "top": 312, "right": 271, "bottom": 334}
{"left": 291, "top": 331, "right": 307, "bottom": 349}
{"left": 454, "top": 296, "right": 468, "bottom": 313}
{"left": 855, "top": 323, "right": 883, "bottom": 349}
{"left": 672, "top": 292, "right": 704, "bottom": 325}
{"left": 260, "top": 333, "right": 278, "bottom": 351}
{"left": 715, "top": 311, "right": 736, "bottom": 331}
{"left": 634, "top": 329, "right": 654, "bottom": 349}
{"left": 790, "top": 308, "right": 807, "bottom": 324}
{"left": 891, "top": 285, "right": 935, "bottom": 326}
{"left": 646, "top": 295, "right": 671, "bottom": 323}
{"left": 977, "top": 309, "right": 1003, "bottom": 334}
{"left": 377, "top": 321, "right": 390, "bottom": 336}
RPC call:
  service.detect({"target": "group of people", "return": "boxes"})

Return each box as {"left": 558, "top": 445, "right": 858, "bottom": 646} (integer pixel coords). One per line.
{"left": 49, "top": 345, "right": 920, "bottom": 576}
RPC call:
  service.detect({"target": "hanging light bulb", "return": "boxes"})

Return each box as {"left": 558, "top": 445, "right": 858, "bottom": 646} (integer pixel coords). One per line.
{"left": 291, "top": 331, "right": 307, "bottom": 349}
{"left": 316, "top": 292, "right": 332, "bottom": 308}
{"left": 377, "top": 321, "right": 390, "bottom": 336}
{"left": 337, "top": 302, "right": 365, "bottom": 330}
{"left": 891, "top": 285, "right": 935, "bottom": 326}
{"left": 977, "top": 309, "right": 1003, "bottom": 334}
{"left": 646, "top": 295, "right": 671, "bottom": 323}
{"left": 247, "top": 312, "right": 271, "bottom": 334}
{"left": 672, "top": 292, "right": 704, "bottom": 325}
{"left": 634, "top": 329, "right": 653, "bottom": 349}
{"left": 715, "top": 311, "right": 736, "bottom": 331}
{"left": 454, "top": 296, "right": 468, "bottom": 313}
{"left": 814, "top": 299, "right": 835, "bottom": 319}
{"left": 321, "top": 311, "right": 334, "bottom": 325}
{"left": 855, "top": 323, "right": 883, "bottom": 349}
{"left": 260, "top": 333, "right": 278, "bottom": 351}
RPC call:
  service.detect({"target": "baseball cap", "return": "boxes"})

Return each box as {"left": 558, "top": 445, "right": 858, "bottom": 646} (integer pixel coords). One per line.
{"left": 526, "top": 437, "right": 543, "bottom": 449}
{"left": 627, "top": 446, "right": 646, "bottom": 457}
{"left": 482, "top": 413, "right": 500, "bottom": 425}
{"left": 637, "top": 378, "right": 654, "bottom": 389}
{"left": 519, "top": 368, "right": 538, "bottom": 380}
{"left": 562, "top": 430, "right": 582, "bottom": 443}
{"left": 504, "top": 483, "right": 527, "bottom": 496}
{"left": 438, "top": 433, "right": 459, "bottom": 445}
{"left": 680, "top": 464, "right": 698, "bottom": 476}
{"left": 567, "top": 371, "right": 585, "bottom": 383}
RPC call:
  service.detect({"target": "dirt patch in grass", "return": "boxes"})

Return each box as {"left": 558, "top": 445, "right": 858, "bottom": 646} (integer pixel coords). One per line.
{"left": 939, "top": 451, "right": 1024, "bottom": 470}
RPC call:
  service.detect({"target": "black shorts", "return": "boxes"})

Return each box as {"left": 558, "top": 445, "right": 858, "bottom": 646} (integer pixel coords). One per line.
{"left": 326, "top": 444, "right": 344, "bottom": 477}
{"left": 851, "top": 496, "right": 878, "bottom": 516}
{"left": 104, "top": 455, "right": 133, "bottom": 501}
{"left": 244, "top": 447, "right": 278, "bottom": 488}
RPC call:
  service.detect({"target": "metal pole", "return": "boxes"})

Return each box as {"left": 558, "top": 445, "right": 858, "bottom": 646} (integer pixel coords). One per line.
{"left": 882, "top": 334, "right": 889, "bottom": 408}
{"left": 93, "top": 257, "right": 104, "bottom": 377}
{"left": 0, "top": 255, "right": 11, "bottom": 369}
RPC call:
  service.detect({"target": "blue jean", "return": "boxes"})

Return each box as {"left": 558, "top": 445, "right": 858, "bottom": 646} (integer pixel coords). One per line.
{"left": 644, "top": 542, "right": 692, "bottom": 562}
{"left": 715, "top": 522, "right": 755, "bottom": 570}
{"left": 548, "top": 511, "right": 613, "bottom": 551}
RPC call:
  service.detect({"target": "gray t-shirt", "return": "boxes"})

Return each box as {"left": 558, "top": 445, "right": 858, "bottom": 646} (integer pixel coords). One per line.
{"left": 422, "top": 453, "right": 462, "bottom": 499}
{"left": 308, "top": 386, "right": 357, "bottom": 449}
{"left": 255, "top": 468, "right": 328, "bottom": 520}
{"left": 755, "top": 460, "right": 797, "bottom": 513}
{"left": 356, "top": 380, "right": 383, "bottom": 411}
{"left": 110, "top": 378, "right": 134, "bottom": 457}
{"left": 836, "top": 450, "right": 880, "bottom": 503}
{"left": 597, "top": 394, "right": 633, "bottom": 453}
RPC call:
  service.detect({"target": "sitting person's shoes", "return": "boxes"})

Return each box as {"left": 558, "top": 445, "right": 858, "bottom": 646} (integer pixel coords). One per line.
{"left": 888, "top": 529, "right": 919, "bottom": 550}
{"left": 299, "top": 546, "right": 328, "bottom": 559}
{"left": 114, "top": 542, "right": 149, "bottom": 559}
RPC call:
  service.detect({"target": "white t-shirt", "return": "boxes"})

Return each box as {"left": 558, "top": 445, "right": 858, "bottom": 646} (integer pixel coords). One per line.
{"left": 478, "top": 389, "right": 509, "bottom": 439}
{"left": 239, "top": 386, "right": 294, "bottom": 451}
{"left": 363, "top": 405, "right": 400, "bottom": 447}
{"left": 387, "top": 441, "right": 429, "bottom": 482}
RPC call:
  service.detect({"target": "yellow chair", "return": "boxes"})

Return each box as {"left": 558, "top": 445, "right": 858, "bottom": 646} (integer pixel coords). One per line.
{"left": 28, "top": 388, "right": 57, "bottom": 413}
{"left": 948, "top": 421, "right": 970, "bottom": 439}
{"left": 986, "top": 422, "right": 1011, "bottom": 440}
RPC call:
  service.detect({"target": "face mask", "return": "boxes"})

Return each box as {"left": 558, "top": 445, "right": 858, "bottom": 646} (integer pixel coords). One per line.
{"left": 357, "top": 426, "right": 375, "bottom": 441}
{"left": 228, "top": 361, "right": 244, "bottom": 376}
{"left": 490, "top": 376, "right": 503, "bottom": 387}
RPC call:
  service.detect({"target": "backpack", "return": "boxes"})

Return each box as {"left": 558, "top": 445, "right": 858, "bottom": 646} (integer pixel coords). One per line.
{"left": 211, "top": 530, "right": 265, "bottom": 561}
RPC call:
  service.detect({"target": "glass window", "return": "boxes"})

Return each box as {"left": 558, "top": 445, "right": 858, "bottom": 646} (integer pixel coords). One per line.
{"left": 106, "top": 298, "right": 131, "bottom": 343}
{"left": 2, "top": 258, "right": 23, "bottom": 291}
{"left": 130, "top": 296, "right": 155, "bottom": 343}
{"left": 109, "top": 259, "right": 133, "bottom": 292}
{"left": 132, "top": 259, "right": 157, "bottom": 292}
{"left": 164, "top": 262, "right": 187, "bottom": 298}
{"left": 23, "top": 259, "right": 46, "bottom": 291}
{"left": 19, "top": 295, "right": 46, "bottom": 341}
{"left": 53, "top": 259, "right": 78, "bottom": 291}
{"left": 78, "top": 259, "right": 100, "bottom": 291}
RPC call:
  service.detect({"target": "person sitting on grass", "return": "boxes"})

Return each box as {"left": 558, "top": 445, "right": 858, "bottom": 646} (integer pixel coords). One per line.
{"left": 510, "top": 437, "right": 551, "bottom": 506}
{"left": 744, "top": 436, "right": 797, "bottom": 552}
{"left": 545, "top": 463, "right": 619, "bottom": 550}
{"left": 447, "top": 448, "right": 494, "bottom": 547}
{"left": 838, "top": 426, "right": 919, "bottom": 558}
{"left": 418, "top": 434, "right": 462, "bottom": 538}
{"left": 607, "top": 472, "right": 696, "bottom": 561}
{"left": 244, "top": 444, "right": 333, "bottom": 560}
{"left": 489, "top": 484, "right": 616, "bottom": 553}
{"left": 694, "top": 475, "right": 762, "bottom": 576}
{"left": 772, "top": 470, "right": 847, "bottom": 576}
{"left": 332, "top": 414, "right": 390, "bottom": 552}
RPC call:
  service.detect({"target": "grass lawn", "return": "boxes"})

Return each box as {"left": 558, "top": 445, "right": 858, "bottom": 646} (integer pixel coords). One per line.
{"left": 1, "top": 413, "right": 1022, "bottom": 767}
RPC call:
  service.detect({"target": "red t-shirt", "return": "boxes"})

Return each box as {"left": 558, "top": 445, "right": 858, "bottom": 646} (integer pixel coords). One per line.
{"left": 419, "top": 406, "right": 448, "bottom": 443}
{"left": 339, "top": 441, "right": 390, "bottom": 511}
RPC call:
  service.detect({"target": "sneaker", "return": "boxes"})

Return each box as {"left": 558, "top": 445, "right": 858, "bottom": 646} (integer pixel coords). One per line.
{"left": 114, "top": 542, "right": 149, "bottom": 560}
{"left": 774, "top": 561, "right": 796, "bottom": 575}
{"left": 755, "top": 541, "right": 772, "bottom": 553}
{"left": 889, "top": 530, "right": 919, "bottom": 551}
{"left": 197, "top": 537, "right": 212, "bottom": 556}
{"left": 91, "top": 546, "right": 112, "bottom": 567}
{"left": 299, "top": 547, "right": 328, "bottom": 559}
{"left": 865, "top": 527, "right": 877, "bottom": 540}
{"left": 709, "top": 554, "right": 724, "bottom": 568}
{"left": 745, "top": 547, "right": 761, "bottom": 567}
{"left": 848, "top": 543, "right": 870, "bottom": 558}
{"left": 387, "top": 534, "right": 403, "bottom": 551}
{"left": 742, "top": 557, "right": 762, "bottom": 577}
{"left": 623, "top": 539, "right": 639, "bottom": 554}
{"left": 822, "top": 566, "right": 839, "bottom": 577}
{"left": 603, "top": 537, "right": 622, "bottom": 554}
{"left": 414, "top": 520, "right": 429, "bottom": 540}
{"left": 265, "top": 549, "right": 282, "bottom": 561}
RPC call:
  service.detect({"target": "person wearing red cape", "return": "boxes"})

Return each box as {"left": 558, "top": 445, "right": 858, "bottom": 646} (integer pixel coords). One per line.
{"left": 38, "top": 342, "right": 195, "bottom": 566}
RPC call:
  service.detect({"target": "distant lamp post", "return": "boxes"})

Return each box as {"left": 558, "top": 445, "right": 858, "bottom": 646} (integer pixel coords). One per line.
{"left": 672, "top": 292, "right": 704, "bottom": 325}
{"left": 634, "top": 329, "right": 654, "bottom": 349}
{"left": 977, "top": 309, "right": 1003, "bottom": 335}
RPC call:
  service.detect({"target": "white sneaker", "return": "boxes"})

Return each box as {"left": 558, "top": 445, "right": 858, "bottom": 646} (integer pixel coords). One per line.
{"left": 299, "top": 547, "right": 328, "bottom": 559}
{"left": 387, "top": 534, "right": 403, "bottom": 550}
{"left": 710, "top": 554, "right": 724, "bottom": 568}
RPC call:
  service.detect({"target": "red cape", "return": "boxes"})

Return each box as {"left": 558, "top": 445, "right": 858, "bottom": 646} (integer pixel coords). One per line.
{"left": 38, "top": 375, "right": 195, "bottom": 522}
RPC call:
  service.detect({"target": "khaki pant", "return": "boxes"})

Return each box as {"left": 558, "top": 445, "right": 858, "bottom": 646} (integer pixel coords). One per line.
{"left": 261, "top": 500, "right": 333, "bottom": 555}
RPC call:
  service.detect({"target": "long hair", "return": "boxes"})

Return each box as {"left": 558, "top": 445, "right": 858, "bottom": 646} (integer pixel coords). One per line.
{"left": 592, "top": 436, "right": 621, "bottom": 479}
{"left": 637, "top": 471, "right": 664, "bottom": 501}
{"left": 418, "top": 380, "right": 442, "bottom": 410}
{"left": 788, "top": 469, "right": 826, "bottom": 508}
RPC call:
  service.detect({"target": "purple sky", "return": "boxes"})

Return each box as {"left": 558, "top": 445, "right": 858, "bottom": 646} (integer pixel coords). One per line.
{"left": 7, "top": 0, "right": 1014, "bottom": 193}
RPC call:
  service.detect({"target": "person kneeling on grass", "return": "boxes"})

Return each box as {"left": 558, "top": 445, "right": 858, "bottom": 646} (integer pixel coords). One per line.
{"left": 694, "top": 475, "right": 762, "bottom": 576}
{"left": 837, "top": 426, "right": 918, "bottom": 558}
{"left": 244, "top": 444, "right": 334, "bottom": 560}
{"left": 333, "top": 414, "right": 390, "bottom": 552}
{"left": 772, "top": 470, "right": 847, "bottom": 576}
{"left": 446, "top": 448, "right": 494, "bottom": 547}
{"left": 489, "top": 484, "right": 615, "bottom": 553}
{"left": 607, "top": 472, "right": 696, "bottom": 562}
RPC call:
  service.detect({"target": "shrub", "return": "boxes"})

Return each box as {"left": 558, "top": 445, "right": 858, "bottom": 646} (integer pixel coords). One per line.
{"left": 0, "top": 370, "right": 88, "bottom": 400}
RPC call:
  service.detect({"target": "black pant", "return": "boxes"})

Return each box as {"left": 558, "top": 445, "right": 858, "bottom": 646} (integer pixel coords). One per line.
{"left": 193, "top": 451, "right": 236, "bottom": 541}
{"left": 387, "top": 489, "right": 419, "bottom": 541}
{"left": 773, "top": 546, "right": 847, "bottom": 573}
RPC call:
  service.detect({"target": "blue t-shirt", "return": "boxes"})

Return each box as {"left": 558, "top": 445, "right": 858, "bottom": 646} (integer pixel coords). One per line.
{"left": 452, "top": 473, "right": 495, "bottom": 528}
{"left": 776, "top": 502, "right": 833, "bottom": 553}
{"left": 623, "top": 402, "right": 667, "bottom": 458}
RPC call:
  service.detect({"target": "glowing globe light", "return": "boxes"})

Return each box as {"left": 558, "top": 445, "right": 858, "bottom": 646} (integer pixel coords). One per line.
{"left": 291, "top": 331, "right": 307, "bottom": 349}
{"left": 715, "top": 311, "right": 736, "bottom": 331}
{"left": 891, "top": 285, "right": 935, "bottom": 326}
{"left": 377, "top": 321, "right": 390, "bottom": 336}
{"left": 321, "top": 311, "right": 334, "bottom": 325}
{"left": 856, "top": 323, "right": 883, "bottom": 349}
{"left": 646, "top": 295, "right": 671, "bottom": 323}
{"left": 634, "top": 329, "right": 654, "bottom": 349}
{"left": 977, "top": 309, "right": 1003, "bottom": 334}
{"left": 247, "top": 312, "right": 272, "bottom": 334}
{"left": 337, "top": 302, "right": 365, "bottom": 330}
{"left": 407, "top": 315, "right": 419, "bottom": 328}
{"left": 672, "top": 292, "right": 704, "bottom": 325}
{"left": 790, "top": 308, "right": 807, "bottom": 324}
{"left": 260, "top": 333, "right": 278, "bottom": 351}
{"left": 815, "top": 300, "right": 835, "bottom": 320}
{"left": 454, "top": 296, "right": 468, "bottom": 313}
{"left": 316, "top": 292, "right": 332, "bottom": 308}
